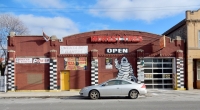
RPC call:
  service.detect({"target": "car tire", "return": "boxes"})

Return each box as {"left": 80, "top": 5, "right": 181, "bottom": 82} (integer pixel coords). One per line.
{"left": 129, "top": 90, "right": 138, "bottom": 99}
{"left": 89, "top": 90, "right": 100, "bottom": 100}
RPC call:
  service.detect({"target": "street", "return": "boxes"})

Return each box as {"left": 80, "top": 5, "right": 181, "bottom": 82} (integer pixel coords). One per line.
{"left": 0, "top": 94, "right": 200, "bottom": 110}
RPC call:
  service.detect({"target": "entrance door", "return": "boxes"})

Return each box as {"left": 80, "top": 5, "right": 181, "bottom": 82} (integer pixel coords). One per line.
{"left": 60, "top": 70, "right": 70, "bottom": 91}
{"left": 196, "top": 60, "right": 200, "bottom": 89}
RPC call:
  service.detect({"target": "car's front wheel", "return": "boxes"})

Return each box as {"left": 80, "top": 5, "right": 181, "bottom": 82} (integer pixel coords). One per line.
{"left": 129, "top": 90, "right": 139, "bottom": 99}
{"left": 89, "top": 90, "right": 100, "bottom": 100}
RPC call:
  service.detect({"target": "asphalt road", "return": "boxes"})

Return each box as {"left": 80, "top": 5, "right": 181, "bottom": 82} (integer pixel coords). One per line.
{"left": 0, "top": 96, "right": 200, "bottom": 110}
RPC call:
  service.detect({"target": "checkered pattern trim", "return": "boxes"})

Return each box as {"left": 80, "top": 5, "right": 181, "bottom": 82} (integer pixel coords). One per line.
{"left": 91, "top": 59, "right": 98, "bottom": 85}
{"left": 137, "top": 59, "right": 144, "bottom": 84}
{"left": 49, "top": 59, "right": 57, "bottom": 90}
{"left": 176, "top": 59, "right": 184, "bottom": 88}
{"left": 7, "top": 60, "right": 15, "bottom": 91}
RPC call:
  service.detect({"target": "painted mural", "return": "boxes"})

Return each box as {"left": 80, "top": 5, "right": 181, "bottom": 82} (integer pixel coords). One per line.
{"left": 115, "top": 57, "right": 137, "bottom": 82}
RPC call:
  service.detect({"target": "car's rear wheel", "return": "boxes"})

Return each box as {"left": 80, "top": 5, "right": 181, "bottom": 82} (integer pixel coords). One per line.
{"left": 129, "top": 90, "right": 138, "bottom": 99}
{"left": 89, "top": 90, "right": 100, "bottom": 100}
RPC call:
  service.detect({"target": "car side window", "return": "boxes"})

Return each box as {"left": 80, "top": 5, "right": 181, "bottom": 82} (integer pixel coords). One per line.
{"left": 121, "top": 80, "right": 131, "bottom": 85}
{"left": 107, "top": 80, "right": 121, "bottom": 86}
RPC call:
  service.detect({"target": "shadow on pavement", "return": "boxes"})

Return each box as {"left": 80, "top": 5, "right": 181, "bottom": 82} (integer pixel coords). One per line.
{"left": 60, "top": 95, "right": 147, "bottom": 100}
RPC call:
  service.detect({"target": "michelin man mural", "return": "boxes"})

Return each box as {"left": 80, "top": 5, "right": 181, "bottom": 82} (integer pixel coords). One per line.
{"left": 115, "top": 57, "right": 137, "bottom": 82}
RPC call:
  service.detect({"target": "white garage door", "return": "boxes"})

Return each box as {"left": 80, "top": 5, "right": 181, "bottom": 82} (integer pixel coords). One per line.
{"left": 143, "top": 58, "right": 173, "bottom": 89}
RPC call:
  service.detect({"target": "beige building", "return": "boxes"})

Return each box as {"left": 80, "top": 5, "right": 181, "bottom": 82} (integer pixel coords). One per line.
{"left": 163, "top": 9, "right": 200, "bottom": 90}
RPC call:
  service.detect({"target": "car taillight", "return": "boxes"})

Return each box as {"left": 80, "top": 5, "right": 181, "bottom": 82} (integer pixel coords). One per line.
{"left": 141, "top": 84, "right": 146, "bottom": 88}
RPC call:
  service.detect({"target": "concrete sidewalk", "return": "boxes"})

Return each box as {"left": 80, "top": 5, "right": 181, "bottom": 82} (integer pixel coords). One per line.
{"left": 0, "top": 89, "right": 199, "bottom": 99}
{"left": 0, "top": 90, "right": 80, "bottom": 98}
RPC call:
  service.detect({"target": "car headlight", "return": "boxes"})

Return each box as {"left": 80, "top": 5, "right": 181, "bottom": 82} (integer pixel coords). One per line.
{"left": 82, "top": 87, "right": 88, "bottom": 91}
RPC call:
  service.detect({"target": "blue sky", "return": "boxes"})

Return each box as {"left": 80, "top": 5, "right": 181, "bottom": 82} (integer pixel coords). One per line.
{"left": 1, "top": 0, "right": 200, "bottom": 39}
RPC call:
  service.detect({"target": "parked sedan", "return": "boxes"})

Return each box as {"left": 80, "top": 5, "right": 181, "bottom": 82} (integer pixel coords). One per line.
{"left": 79, "top": 79, "right": 147, "bottom": 99}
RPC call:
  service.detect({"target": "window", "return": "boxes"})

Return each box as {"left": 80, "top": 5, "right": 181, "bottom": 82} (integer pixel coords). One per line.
{"left": 197, "top": 71, "right": 200, "bottom": 80}
{"left": 107, "top": 80, "right": 120, "bottom": 85}
{"left": 199, "top": 31, "right": 200, "bottom": 48}
{"left": 121, "top": 80, "right": 131, "bottom": 85}
{"left": 197, "top": 60, "right": 200, "bottom": 80}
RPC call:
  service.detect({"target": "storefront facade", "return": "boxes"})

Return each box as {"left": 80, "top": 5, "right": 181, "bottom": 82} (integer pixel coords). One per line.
{"left": 7, "top": 30, "right": 185, "bottom": 91}
{"left": 163, "top": 9, "right": 200, "bottom": 90}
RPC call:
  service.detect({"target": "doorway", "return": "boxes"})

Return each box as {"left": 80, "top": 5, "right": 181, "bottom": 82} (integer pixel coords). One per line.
{"left": 195, "top": 60, "right": 200, "bottom": 89}
{"left": 60, "top": 70, "right": 70, "bottom": 91}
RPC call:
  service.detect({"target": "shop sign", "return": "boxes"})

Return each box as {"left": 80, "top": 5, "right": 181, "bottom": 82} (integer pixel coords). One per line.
{"left": 60, "top": 46, "right": 88, "bottom": 54}
{"left": 91, "top": 36, "right": 142, "bottom": 42}
{"left": 64, "top": 57, "right": 87, "bottom": 70}
{"left": 32, "top": 58, "right": 50, "bottom": 63}
{"left": 15, "top": 58, "right": 32, "bottom": 63}
{"left": 15, "top": 58, "right": 50, "bottom": 63}
{"left": 106, "top": 48, "right": 128, "bottom": 54}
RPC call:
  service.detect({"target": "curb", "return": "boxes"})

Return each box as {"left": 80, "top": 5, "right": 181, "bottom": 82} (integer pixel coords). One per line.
{"left": 7, "top": 89, "right": 81, "bottom": 92}
{"left": 0, "top": 95, "right": 81, "bottom": 99}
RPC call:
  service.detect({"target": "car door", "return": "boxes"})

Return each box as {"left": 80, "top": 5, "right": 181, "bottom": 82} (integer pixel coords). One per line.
{"left": 98, "top": 80, "right": 121, "bottom": 96}
{"left": 119, "top": 80, "right": 133, "bottom": 96}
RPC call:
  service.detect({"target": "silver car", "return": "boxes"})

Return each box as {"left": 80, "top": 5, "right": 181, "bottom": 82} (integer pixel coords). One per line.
{"left": 79, "top": 79, "right": 147, "bottom": 99}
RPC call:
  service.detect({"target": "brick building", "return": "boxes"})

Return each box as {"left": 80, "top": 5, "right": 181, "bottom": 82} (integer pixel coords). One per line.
{"left": 7, "top": 30, "right": 185, "bottom": 91}
{"left": 163, "top": 9, "right": 200, "bottom": 90}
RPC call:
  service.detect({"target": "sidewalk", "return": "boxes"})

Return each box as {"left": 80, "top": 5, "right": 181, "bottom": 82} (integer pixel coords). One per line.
{"left": 0, "top": 89, "right": 199, "bottom": 99}
{"left": 0, "top": 90, "right": 80, "bottom": 98}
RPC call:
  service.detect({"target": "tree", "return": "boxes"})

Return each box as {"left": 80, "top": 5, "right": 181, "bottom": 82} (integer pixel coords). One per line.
{"left": 0, "top": 13, "right": 29, "bottom": 75}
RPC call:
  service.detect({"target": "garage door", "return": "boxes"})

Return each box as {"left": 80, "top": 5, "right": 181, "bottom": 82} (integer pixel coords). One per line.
{"left": 143, "top": 58, "right": 173, "bottom": 89}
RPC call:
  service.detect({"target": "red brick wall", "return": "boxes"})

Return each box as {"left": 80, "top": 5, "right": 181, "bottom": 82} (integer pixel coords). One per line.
{"left": 8, "top": 30, "right": 185, "bottom": 90}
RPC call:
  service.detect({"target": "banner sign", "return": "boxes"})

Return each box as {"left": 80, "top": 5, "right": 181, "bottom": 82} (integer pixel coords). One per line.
{"left": 15, "top": 58, "right": 32, "bottom": 63}
{"left": 64, "top": 57, "right": 87, "bottom": 70}
{"left": 91, "top": 36, "right": 143, "bottom": 42}
{"left": 15, "top": 58, "right": 50, "bottom": 63}
{"left": 106, "top": 48, "right": 128, "bottom": 54}
{"left": 60, "top": 46, "right": 88, "bottom": 54}
{"left": 32, "top": 58, "right": 50, "bottom": 63}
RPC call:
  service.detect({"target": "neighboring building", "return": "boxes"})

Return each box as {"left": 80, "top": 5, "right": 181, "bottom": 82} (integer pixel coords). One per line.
{"left": 163, "top": 9, "right": 200, "bottom": 90}
{"left": 7, "top": 30, "right": 185, "bottom": 91}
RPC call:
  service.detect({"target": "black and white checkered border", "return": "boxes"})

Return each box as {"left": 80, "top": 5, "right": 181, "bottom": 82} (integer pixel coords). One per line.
{"left": 49, "top": 59, "right": 57, "bottom": 90}
{"left": 137, "top": 59, "right": 144, "bottom": 84}
{"left": 7, "top": 60, "right": 15, "bottom": 91}
{"left": 176, "top": 59, "right": 184, "bottom": 88}
{"left": 91, "top": 59, "right": 98, "bottom": 85}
